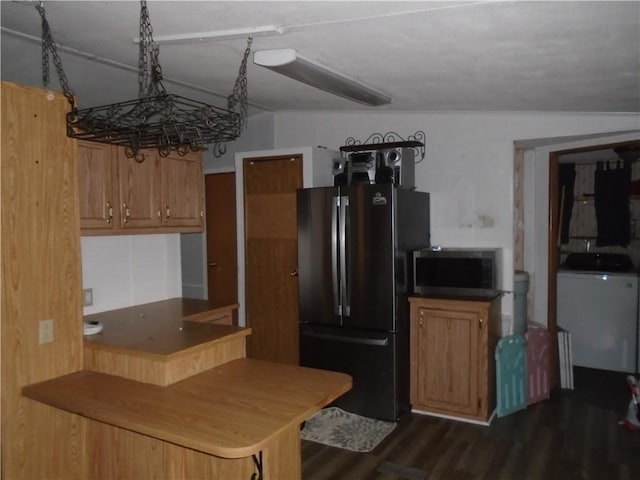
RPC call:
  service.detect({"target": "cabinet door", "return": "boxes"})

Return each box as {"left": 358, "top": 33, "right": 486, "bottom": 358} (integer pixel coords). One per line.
{"left": 414, "top": 305, "right": 480, "bottom": 417}
{"left": 159, "top": 150, "right": 204, "bottom": 229}
{"left": 78, "top": 141, "right": 118, "bottom": 231}
{"left": 118, "top": 149, "right": 161, "bottom": 229}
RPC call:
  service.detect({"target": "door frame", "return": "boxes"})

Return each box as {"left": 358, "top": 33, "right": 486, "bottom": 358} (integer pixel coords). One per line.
{"left": 520, "top": 131, "right": 640, "bottom": 387}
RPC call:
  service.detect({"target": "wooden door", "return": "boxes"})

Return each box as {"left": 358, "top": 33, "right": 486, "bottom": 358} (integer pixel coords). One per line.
{"left": 118, "top": 149, "right": 161, "bottom": 229}
{"left": 77, "top": 141, "right": 118, "bottom": 231}
{"left": 243, "top": 154, "right": 302, "bottom": 364}
{"left": 415, "top": 303, "right": 480, "bottom": 417}
{"left": 161, "top": 150, "right": 204, "bottom": 229}
{"left": 205, "top": 172, "right": 238, "bottom": 309}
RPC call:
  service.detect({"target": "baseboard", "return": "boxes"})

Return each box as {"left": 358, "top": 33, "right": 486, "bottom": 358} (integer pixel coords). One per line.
{"left": 411, "top": 407, "right": 495, "bottom": 426}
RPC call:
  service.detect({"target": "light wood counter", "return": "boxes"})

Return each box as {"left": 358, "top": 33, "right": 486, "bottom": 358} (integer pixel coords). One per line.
{"left": 84, "top": 299, "right": 240, "bottom": 356}
{"left": 23, "top": 358, "right": 352, "bottom": 478}
{"left": 83, "top": 299, "right": 246, "bottom": 386}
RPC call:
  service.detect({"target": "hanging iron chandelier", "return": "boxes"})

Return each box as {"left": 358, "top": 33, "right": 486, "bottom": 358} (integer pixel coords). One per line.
{"left": 37, "top": 1, "right": 251, "bottom": 161}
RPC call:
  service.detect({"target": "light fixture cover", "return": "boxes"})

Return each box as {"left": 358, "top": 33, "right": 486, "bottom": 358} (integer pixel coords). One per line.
{"left": 138, "top": 25, "right": 285, "bottom": 45}
{"left": 253, "top": 48, "right": 391, "bottom": 106}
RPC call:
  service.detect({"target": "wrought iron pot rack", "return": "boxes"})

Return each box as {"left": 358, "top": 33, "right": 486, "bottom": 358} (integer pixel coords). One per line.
{"left": 37, "top": 0, "right": 251, "bottom": 162}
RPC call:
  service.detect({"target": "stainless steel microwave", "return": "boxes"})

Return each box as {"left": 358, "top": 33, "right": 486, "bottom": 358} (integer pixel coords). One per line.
{"left": 412, "top": 248, "right": 501, "bottom": 298}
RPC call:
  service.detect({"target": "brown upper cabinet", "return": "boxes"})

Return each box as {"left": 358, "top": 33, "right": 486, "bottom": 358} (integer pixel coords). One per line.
{"left": 78, "top": 140, "right": 204, "bottom": 235}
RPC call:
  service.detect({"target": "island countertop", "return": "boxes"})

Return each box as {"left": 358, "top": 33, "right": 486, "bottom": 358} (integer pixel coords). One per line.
{"left": 84, "top": 298, "right": 242, "bottom": 358}
{"left": 23, "top": 358, "right": 352, "bottom": 459}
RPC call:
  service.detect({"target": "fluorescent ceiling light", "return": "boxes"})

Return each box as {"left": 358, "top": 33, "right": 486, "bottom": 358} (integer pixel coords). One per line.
{"left": 253, "top": 49, "right": 392, "bottom": 106}
{"left": 135, "top": 26, "right": 285, "bottom": 45}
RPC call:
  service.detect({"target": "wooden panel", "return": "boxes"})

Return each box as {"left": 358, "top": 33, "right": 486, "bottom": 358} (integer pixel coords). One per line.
{"left": 182, "top": 302, "right": 238, "bottom": 323}
{"left": 245, "top": 193, "right": 298, "bottom": 239}
{"left": 84, "top": 332, "right": 249, "bottom": 385}
{"left": 164, "top": 440, "right": 254, "bottom": 479}
{"left": 87, "top": 421, "right": 165, "bottom": 479}
{"left": 189, "top": 309, "right": 235, "bottom": 325}
{"left": 246, "top": 238, "right": 299, "bottom": 364}
{"left": 86, "top": 416, "right": 299, "bottom": 479}
{"left": 262, "top": 424, "right": 301, "bottom": 480}
{"left": 243, "top": 154, "right": 303, "bottom": 194}
{"left": 161, "top": 150, "right": 204, "bottom": 228}
{"left": 418, "top": 307, "right": 479, "bottom": 415}
{"left": 77, "top": 141, "right": 117, "bottom": 231}
{"left": 1, "top": 81, "right": 84, "bottom": 478}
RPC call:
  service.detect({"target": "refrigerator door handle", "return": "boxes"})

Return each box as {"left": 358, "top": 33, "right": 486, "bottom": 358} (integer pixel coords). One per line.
{"left": 302, "top": 331, "right": 389, "bottom": 346}
{"left": 340, "top": 195, "right": 350, "bottom": 316}
{"left": 332, "top": 196, "right": 341, "bottom": 315}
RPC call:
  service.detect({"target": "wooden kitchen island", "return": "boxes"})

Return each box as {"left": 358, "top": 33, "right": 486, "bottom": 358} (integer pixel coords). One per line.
{"left": 23, "top": 299, "right": 352, "bottom": 479}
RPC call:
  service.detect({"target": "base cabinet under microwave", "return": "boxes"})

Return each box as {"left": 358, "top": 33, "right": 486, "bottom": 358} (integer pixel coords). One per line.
{"left": 408, "top": 296, "right": 501, "bottom": 422}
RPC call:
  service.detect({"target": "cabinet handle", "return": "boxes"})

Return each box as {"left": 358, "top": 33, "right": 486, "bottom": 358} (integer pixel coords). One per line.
{"left": 123, "top": 203, "right": 130, "bottom": 224}
{"left": 479, "top": 317, "right": 484, "bottom": 328}
{"left": 165, "top": 204, "right": 171, "bottom": 219}
{"left": 106, "top": 201, "right": 113, "bottom": 224}
{"left": 157, "top": 209, "right": 161, "bottom": 218}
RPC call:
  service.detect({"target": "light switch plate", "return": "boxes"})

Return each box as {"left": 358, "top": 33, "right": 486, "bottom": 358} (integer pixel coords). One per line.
{"left": 83, "top": 288, "right": 93, "bottom": 307}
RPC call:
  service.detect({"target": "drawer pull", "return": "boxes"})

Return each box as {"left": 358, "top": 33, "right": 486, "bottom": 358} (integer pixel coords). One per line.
{"left": 123, "top": 202, "right": 130, "bottom": 223}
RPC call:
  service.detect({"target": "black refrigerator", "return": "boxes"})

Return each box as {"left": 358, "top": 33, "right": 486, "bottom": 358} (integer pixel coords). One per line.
{"left": 297, "top": 184, "right": 430, "bottom": 421}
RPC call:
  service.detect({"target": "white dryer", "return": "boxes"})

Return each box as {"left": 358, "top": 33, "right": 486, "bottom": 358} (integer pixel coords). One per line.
{"left": 557, "top": 269, "right": 638, "bottom": 373}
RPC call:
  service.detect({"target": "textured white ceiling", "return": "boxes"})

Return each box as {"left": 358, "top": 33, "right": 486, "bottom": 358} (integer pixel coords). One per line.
{"left": 1, "top": 1, "right": 639, "bottom": 114}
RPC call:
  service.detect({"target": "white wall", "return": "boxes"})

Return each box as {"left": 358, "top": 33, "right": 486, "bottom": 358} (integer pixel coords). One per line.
{"left": 81, "top": 234, "right": 182, "bottom": 315}
{"left": 271, "top": 110, "right": 640, "bottom": 332}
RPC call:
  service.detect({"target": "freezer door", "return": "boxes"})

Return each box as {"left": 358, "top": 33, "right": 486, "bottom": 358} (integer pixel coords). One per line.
{"left": 343, "top": 184, "right": 396, "bottom": 331}
{"left": 297, "top": 187, "right": 342, "bottom": 326}
{"left": 300, "top": 324, "right": 409, "bottom": 421}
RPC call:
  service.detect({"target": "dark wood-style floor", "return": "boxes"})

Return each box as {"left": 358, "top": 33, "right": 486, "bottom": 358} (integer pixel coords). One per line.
{"left": 302, "top": 368, "right": 640, "bottom": 480}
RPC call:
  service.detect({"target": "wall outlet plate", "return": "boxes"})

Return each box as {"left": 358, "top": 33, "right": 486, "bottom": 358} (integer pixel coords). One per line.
{"left": 83, "top": 288, "right": 93, "bottom": 307}
{"left": 39, "top": 319, "right": 54, "bottom": 344}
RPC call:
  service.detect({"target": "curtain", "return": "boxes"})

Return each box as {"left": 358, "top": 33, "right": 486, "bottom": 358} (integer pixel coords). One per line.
{"left": 558, "top": 163, "right": 576, "bottom": 245}
{"left": 594, "top": 160, "right": 631, "bottom": 247}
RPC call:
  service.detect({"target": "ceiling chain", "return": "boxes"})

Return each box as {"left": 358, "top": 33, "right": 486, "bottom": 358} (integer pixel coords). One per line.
{"left": 36, "top": 1, "right": 75, "bottom": 108}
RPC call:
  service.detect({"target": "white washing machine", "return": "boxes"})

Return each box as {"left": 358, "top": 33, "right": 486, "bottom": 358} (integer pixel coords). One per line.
{"left": 557, "top": 269, "right": 638, "bottom": 373}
